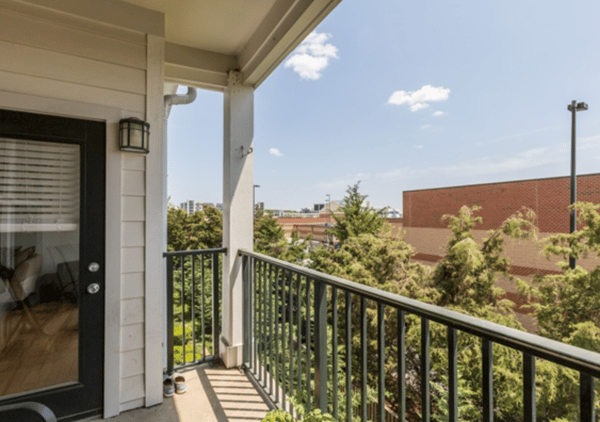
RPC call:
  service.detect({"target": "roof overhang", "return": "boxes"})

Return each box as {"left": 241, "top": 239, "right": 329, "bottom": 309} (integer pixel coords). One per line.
{"left": 160, "top": 0, "right": 343, "bottom": 90}
{"left": 18, "top": 0, "right": 341, "bottom": 89}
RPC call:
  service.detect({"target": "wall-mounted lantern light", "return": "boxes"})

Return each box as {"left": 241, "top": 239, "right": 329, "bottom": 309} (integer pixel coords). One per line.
{"left": 119, "top": 117, "right": 150, "bottom": 153}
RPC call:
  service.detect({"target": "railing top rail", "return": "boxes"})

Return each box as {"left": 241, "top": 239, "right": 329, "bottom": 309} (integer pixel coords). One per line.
{"left": 239, "top": 248, "right": 600, "bottom": 377}
{"left": 163, "top": 247, "right": 227, "bottom": 257}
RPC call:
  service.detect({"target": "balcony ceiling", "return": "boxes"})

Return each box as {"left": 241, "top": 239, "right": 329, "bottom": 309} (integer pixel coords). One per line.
{"left": 121, "top": 0, "right": 277, "bottom": 56}
{"left": 122, "top": 0, "right": 343, "bottom": 89}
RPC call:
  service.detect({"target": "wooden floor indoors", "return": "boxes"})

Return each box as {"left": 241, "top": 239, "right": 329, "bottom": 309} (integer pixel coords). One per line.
{"left": 0, "top": 302, "right": 78, "bottom": 397}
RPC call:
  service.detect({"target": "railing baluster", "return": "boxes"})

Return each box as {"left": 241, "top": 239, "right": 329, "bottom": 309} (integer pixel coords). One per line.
{"left": 523, "top": 353, "right": 536, "bottom": 422}
{"left": 306, "top": 278, "right": 312, "bottom": 411}
{"left": 296, "top": 273, "right": 302, "bottom": 403}
{"left": 191, "top": 255, "right": 196, "bottom": 363}
{"left": 314, "top": 279, "right": 328, "bottom": 413}
{"left": 281, "top": 269, "right": 287, "bottom": 410}
{"left": 269, "top": 263, "right": 274, "bottom": 396}
{"left": 288, "top": 270, "right": 294, "bottom": 415}
{"left": 398, "top": 309, "right": 406, "bottom": 422}
{"left": 346, "top": 291, "right": 352, "bottom": 422}
{"left": 361, "top": 296, "right": 367, "bottom": 422}
{"left": 166, "top": 256, "right": 174, "bottom": 375}
{"left": 580, "top": 372, "right": 595, "bottom": 422}
{"left": 378, "top": 302, "right": 385, "bottom": 422}
{"left": 448, "top": 327, "right": 458, "bottom": 422}
{"left": 181, "top": 256, "right": 186, "bottom": 366}
{"left": 212, "top": 252, "right": 220, "bottom": 359}
{"left": 261, "top": 260, "right": 266, "bottom": 385}
{"left": 201, "top": 254, "right": 205, "bottom": 360}
{"left": 482, "top": 338, "right": 493, "bottom": 422}
{"left": 332, "top": 287, "right": 339, "bottom": 419}
{"left": 275, "top": 266, "right": 280, "bottom": 404}
{"left": 421, "top": 318, "right": 430, "bottom": 422}
{"left": 242, "top": 254, "right": 250, "bottom": 364}
{"left": 253, "top": 257, "right": 258, "bottom": 374}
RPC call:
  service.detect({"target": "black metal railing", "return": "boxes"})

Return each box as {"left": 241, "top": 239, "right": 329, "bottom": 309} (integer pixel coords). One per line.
{"left": 239, "top": 248, "right": 600, "bottom": 422}
{"left": 164, "top": 247, "right": 226, "bottom": 374}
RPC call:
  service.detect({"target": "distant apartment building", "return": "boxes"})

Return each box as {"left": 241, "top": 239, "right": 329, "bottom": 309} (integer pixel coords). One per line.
{"left": 179, "top": 200, "right": 203, "bottom": 214}
{"left": 255, "top": 201, "right": 265, "bottom": 212}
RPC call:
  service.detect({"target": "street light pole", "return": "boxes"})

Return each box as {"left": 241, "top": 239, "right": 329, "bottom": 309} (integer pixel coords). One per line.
{"left": 567, "top": 100, "right": 588, "bottom": 269}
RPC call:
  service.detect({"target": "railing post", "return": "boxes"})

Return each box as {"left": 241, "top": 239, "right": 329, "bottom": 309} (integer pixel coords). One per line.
{"left": 314, "top": 279, "right": 328, "bottom": 413}
{"left": 166, "top": 255, "right": 174, "bottom": 375}
{"left": 212, "top": 252, "right": 220, "bottom": 360}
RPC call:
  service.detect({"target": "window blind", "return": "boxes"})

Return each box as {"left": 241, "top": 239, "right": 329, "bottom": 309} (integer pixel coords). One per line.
{"left": 0, "top": 138, "right": 80, "bottom": 232}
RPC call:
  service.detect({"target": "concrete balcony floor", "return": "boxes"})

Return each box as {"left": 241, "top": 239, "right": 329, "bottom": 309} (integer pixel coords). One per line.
{"left": 90, "top": 363, "right": 272, "bottom": 422}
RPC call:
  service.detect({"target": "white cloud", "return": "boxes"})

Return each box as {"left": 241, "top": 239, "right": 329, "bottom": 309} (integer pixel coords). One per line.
{"left": 388, "top": 85, "right": 450, "bottom": 112}
{"left": 284, "top": 32, "right": 339, "bottom": 80}
{"left": 432, "top": 111, "right": 446, "bottom": 117}
{"left": 420, "top": 124, "right": 432, "bottom": 130}
{"left": 269, "top": 148, "right": 284, "bottom": 157}
{"left": 411, "top": 103, "right": 430, "bottom": 112}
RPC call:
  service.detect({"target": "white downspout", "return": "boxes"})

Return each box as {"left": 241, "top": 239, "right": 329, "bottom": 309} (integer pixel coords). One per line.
{"left": 162, "top": 86, "right": 197, "bottom": 372}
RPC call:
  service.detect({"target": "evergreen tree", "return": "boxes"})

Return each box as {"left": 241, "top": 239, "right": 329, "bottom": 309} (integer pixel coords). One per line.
{"left": 167, "top": 205, "right": 222, "bottom": 251}
{"left": 327, "top": 182, "right": 385, "bottom": 246}
{"left": 254, "top": 209, "right": 310, "bottom": 262}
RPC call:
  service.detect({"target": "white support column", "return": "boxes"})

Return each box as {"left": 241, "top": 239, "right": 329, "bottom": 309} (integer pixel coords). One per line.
{"left": 221, "top": 70, "right": 254, "bottom": 368}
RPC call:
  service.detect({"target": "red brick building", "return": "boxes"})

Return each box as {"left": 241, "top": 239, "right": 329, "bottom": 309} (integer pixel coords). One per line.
{"left": 403, "top": 173, "right": 600, "bottom": 274}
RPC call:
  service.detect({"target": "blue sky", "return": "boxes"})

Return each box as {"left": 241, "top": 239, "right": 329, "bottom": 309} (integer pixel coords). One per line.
{"left": 167, "top": 0, "right": 600, "bottom": 211}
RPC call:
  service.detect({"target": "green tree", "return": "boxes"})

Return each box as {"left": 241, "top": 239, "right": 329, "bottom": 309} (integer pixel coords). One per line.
{"left": 254, "top": 209, "right": 310, "bottom": 262}
{"left": 310, "top": 191, "right": 541, "bottom": 421}
{"left": 518, "top": 202, "right": 600, "bottom": 421}
{"left": 433, "top": 205, "right": 537, "bottom": 313}
{"left": 525, "top": 202, "right": 600, "bottom": 344}
{"left": 327, "top": 182, "right": 386, "bottom": 246}
{"left": 167, "top": 205, "right": 222, "bottom": 251}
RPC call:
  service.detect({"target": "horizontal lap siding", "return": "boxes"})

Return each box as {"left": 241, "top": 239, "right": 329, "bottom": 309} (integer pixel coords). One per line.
{"left": 0, "top": 9, "right": 146, "bottom": 114}
{"left": 0, "top": 6, "right": 150, "bottom": 412}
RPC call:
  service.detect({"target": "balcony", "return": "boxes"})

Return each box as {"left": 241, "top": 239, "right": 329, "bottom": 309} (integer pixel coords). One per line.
{"left": 110, "top": 248, "right": 600, "bottom": 422}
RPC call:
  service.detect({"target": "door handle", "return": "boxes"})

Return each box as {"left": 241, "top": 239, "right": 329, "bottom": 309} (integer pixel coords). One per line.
{"left": 87, "top": 283, "right": 100, "bottom": 294}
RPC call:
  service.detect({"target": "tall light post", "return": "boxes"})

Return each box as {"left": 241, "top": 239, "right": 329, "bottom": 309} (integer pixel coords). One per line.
{"left": 253, "top": 184, "right": 260, "bottom": 214}
{"left": 567, "top": 100, "right": 588, "bottom": 269}
{"left": 325, "top": 194, "right": 331, "bottom": 246}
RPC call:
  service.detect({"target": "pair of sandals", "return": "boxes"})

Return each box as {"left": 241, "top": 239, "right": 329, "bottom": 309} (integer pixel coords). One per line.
{"left": 163, "top": 375, "right": 186, "bottom": 397}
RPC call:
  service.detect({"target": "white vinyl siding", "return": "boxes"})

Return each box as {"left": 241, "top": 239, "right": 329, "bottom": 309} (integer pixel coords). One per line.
{"left": 0, "top": 4, "right": 152, "bottom": 415}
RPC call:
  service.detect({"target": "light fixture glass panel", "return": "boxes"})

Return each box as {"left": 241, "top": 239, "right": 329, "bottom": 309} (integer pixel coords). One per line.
{"left": 129, "top": 126, "right": 143, "bottom": 148}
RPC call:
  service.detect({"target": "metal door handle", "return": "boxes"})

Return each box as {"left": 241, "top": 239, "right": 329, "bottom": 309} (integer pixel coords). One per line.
{"left": 87, "top": 283, "right": 100, "bottom": 294}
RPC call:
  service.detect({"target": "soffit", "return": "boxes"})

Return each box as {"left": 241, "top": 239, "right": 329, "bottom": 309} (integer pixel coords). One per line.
{"left": 121, "top": 0, "right": 278, "bottom": 55}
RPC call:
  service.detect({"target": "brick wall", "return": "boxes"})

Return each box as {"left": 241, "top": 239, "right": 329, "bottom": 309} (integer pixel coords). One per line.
{"left": 403, "top": 174, "right": 600, "bottom": 274}
{"left": 404, "top": 173, "right": 600, "bottom": 233}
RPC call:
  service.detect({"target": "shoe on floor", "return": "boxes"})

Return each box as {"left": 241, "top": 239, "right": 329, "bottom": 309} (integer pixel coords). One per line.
{"left": 163, "top": 378, "right": 174, "bottom": 398}
{"left": 174, "top": 375, "right": 187, "bottom": 394}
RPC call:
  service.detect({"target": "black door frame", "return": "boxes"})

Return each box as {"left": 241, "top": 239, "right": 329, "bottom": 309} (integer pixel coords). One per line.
{"left": 0, "top": 109, "right": 106, "bottom": 421}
